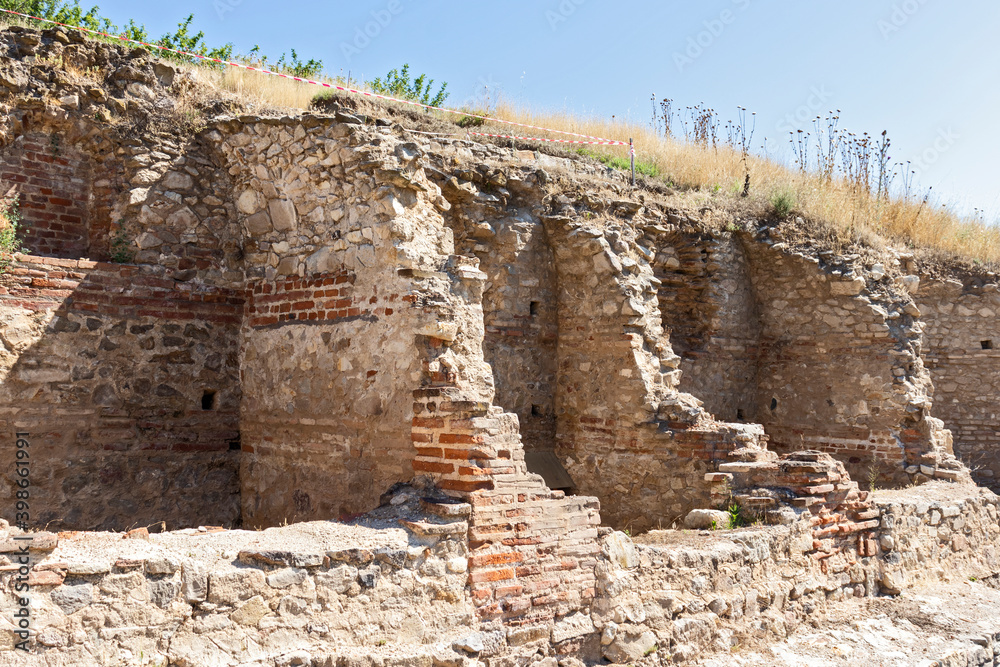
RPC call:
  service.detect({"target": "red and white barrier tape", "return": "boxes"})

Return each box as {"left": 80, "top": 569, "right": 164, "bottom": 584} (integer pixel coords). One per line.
{"left": 467, "top": 131, "right": 625, "bottom": 146}
{"left": 0, "top": 8, "right": 630, "bottom": 147}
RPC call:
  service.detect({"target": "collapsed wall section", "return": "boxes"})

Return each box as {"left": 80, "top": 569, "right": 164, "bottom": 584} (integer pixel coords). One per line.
{"left": 544, "top": 213, "right": 768, "bottom": 531}
{"left": 650, "top": 225, "right": 969, "bottom": 488}
{"left": 919, "top": 277, "right": 1000, "bottom": 490}
{"left": 743, "top": 239, "right": 964, "bottom": 485}
{"left": 653, "top": 232, "right": 761, "bottom": 423}
{"left": 451, "top": 208, "right": 560, "bottom": 452}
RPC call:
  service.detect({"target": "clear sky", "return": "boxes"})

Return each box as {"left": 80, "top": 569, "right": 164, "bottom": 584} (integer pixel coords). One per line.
{"left": 87, "top": 0, "right": 1000, "bottom": 221}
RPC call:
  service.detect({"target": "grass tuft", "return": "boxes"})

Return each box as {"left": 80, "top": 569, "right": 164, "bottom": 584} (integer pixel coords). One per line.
{"left": 769, "top": 188, "right": 796, "bottom": 219}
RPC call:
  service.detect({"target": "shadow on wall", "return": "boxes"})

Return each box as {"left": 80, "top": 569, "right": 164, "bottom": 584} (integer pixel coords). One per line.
{"left": 655, "top": 229, "right": 958, "bottom": 489}
{"left": 0, "top": 128, "right": 123, "bottom": 261}
{"left": 0, "top": 255, "right": 242, "bottom": 532}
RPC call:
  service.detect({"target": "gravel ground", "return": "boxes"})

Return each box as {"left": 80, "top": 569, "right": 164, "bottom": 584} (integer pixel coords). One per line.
{"left": 700, "top": 578, "right": 1000, "bottom": 666}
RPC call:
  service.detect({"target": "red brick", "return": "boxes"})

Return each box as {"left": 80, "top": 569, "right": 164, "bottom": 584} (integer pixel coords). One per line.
{"left": 468, "top": 552, "right": 524, "bottom": 568}
{"left": 439, "top": 479, "right": 494, "bottom": 493}
{"left": 468, "top": 567, "right": 515, "bottom": 583}
{"left": 439, "top": 433, "right": 479, "bottom": 445}
{"left": 411, "top": 460, "right": 455, "bottom": 474}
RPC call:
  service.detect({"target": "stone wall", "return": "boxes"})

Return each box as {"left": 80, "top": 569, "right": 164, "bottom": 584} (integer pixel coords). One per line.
{"left": 596, "top": 481, "right": 1000, "bottom": 662}
{"left": 5, "top": 479, "right": 998, "bottom": 664}
{"left": 0, "top": 489, "right": 480, "bottom": 666}
{"left": 0, "top": 255, "right": 242, "bottom": 531}
{"left": 451, "top": 208, "right": 560, "bottom": 452}
{"left": 655, "top": 232, "right": 761, "bottom": 424}
{"left": 543, "top": 212, "right": 770, "bottom": 531}
{"left": 1, "top": 25, "right": 997, "bottom": 665}
{"left": 742, "top": 238, "right": 965, "bottom": 485}
{"left": 212, "top": 116, "right": 449, "bottom": 527}
{"left": 919, "top": 276, "right": 1000, "bottom": 490}
{"left": 650, "top": 224, "right": 967, "bottom": 487}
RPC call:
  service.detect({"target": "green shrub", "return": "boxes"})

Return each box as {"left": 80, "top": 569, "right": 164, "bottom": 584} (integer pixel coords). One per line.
{"left": 457, "top": 113, "right": 486, "bottom": 128}
{"left": 108, "top": 220, "right": 133, "bottom": 264}
{"left": 769, "top": 188, "right": 796, "bottom": 219}
{"left": 0, "top": 193, "right": 25, "bottom": 273}
{"left": 577, "top": 148, "right": 659, "bottom": 178}
{"left": 370, "top": 64, "right": 449, "bottom": 106}
{"left": 0, "top": 1, "right": 327, "bottom": 76}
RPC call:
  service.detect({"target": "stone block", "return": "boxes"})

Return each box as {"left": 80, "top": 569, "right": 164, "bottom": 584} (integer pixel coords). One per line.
{"left": 684, "top": 509, "right": 730, "bottom": 530}
{"left": 246, "top": 211, "right": 272, "bottom": 235}
{"left": 50, "top": 583, "right": 93, "bottom": 614}
{"left": 230, "top": 595, "right": 269, "bottom": 626}
{"left": 269, "top": 198, "right": 297, "bottom": 231}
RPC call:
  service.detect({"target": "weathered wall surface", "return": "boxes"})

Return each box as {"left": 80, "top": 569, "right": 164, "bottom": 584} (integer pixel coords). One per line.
{"left": 0, "top": 131, "right": 120, "bottom": 259}
{"left": 0, "top": 490, "right": 480, "bottom": 666}
{"left": 5, "top": 480, "right": 998, "bottom": 664}
{"left": 451, "top": 205, "right": 560, "bottom": 452}
{"left": 0, "top": 256, "right": 242, "bottom": 531}
{"left": 650, "top": 223, "right": 967, "bottom": 487}
{"left": 544, "top": 212, "right": 769, "bottom": 531}
{"left": 919, "top": 277, "right": 1000, "bottom": 491}
{"left": 215, "top": 116, "right": 454, "bottom": 528}
{"left": 0, "top": 30, "right": 252, "bottom": 531}
{"left": 743, "top": 239, "right": 965, "bottom": 486}
{"left": 599, "top": 482, "right": 1000, "bottom": 662}
{"left": 1, "top": 25, "right": 996, "bottom": 666}
{"left": 655, "top": 233, "right": 761, "bottom": 424}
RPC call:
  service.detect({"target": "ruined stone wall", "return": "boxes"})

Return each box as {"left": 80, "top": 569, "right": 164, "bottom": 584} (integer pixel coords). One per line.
{"left": 451, "top": 209, "right": 559, "bottom": 452}
{"left": 0, "top": 256, "right": 242, "bottom": 531}
{"left": 919, "top": 277, "right": 1000, "bottom": 490}
{"left": 599, "top": 482, "right": 1000, "bottom": 662}
{"left": 0, "top": 34, "right": 252, "bottom": 531}
{"left": 0, "top": 490, "right": 479, "bottom": 666}
{"left": 544, "top": 213, "right": 768, "bottom": 531}
{"left": 741, "top": 238, "right": 963, "bottom": 485}
{"left": 214, "top": 117, "right": 445, "bottom": 527}
{"left": 0, "top": 131, "right": 119, "bottom": 259}
{"left": 654, "top": 232, "right": 761, "bottom": 423}
{"left": 5, "top": 480, "right": 998, "bottom": 664}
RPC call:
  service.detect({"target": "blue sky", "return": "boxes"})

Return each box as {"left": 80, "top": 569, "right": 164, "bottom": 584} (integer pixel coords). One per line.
{"left": 88, "top": 0, "right": 1000, "bottom": 221}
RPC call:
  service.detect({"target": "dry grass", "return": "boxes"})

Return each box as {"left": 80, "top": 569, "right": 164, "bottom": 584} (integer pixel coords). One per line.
{"left": 199, "top": 66, "right": 1000, "bottom": 266}
{"left": 484, "top": 102, "right": 1000, "bottom": 266}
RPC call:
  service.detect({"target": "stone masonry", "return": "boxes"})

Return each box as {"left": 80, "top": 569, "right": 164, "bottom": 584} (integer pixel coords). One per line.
{"left": 1, "top": 21, "right": 999, "bottom": 664}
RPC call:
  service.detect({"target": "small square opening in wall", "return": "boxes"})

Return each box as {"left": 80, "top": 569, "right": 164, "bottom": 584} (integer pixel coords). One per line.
{"left": 982, "top": 340, "right": 994, "bottom": 350}
{"left": 531, "top": 404, "right": 542, "bottom": 417}
{"left": 529, "top": 301, "right": 540, "bottom": 316}
{"left": 736, "top": 409, "right": 745, "bottom": 421}
{"left": 201, "top": 390, "right": 217, "bottom": 411}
